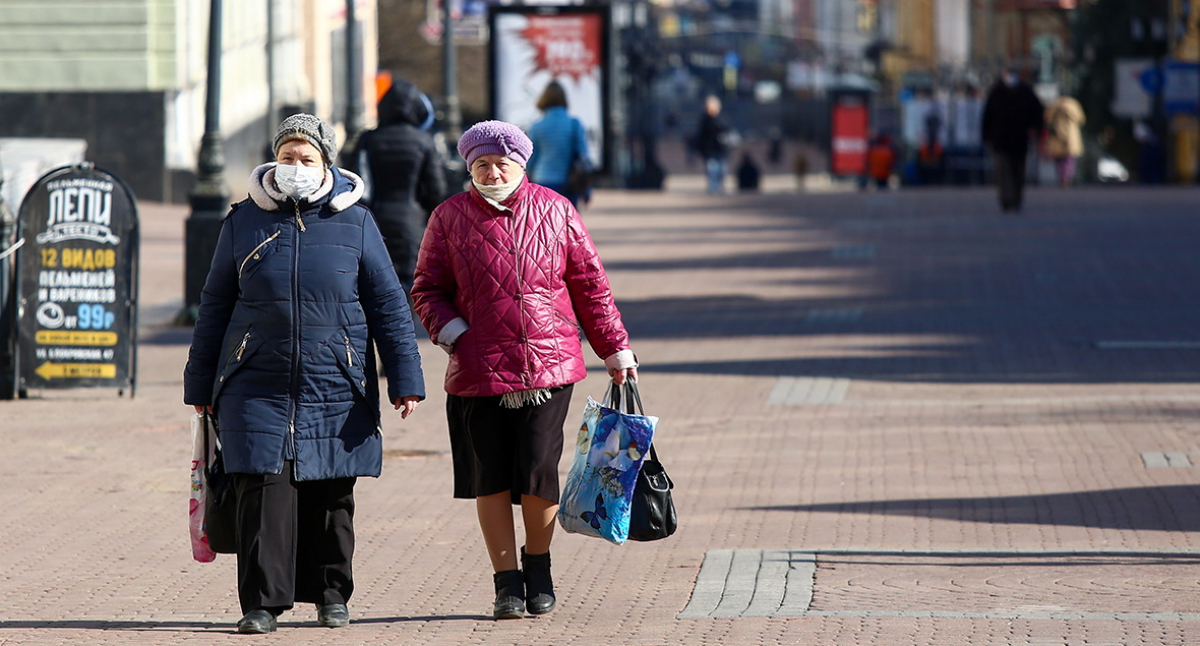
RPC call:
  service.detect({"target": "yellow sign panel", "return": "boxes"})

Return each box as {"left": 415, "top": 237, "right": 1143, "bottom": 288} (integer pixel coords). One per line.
{"left": 35, "top": 331, "right": 118, "bottom": 346}
{"left": 34, "top": 362, "right": 117, "bottom": 380}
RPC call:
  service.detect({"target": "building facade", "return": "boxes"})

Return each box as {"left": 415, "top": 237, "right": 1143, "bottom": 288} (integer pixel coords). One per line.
{"left": 0, "top": 0, "right": 378, "bottom": 204}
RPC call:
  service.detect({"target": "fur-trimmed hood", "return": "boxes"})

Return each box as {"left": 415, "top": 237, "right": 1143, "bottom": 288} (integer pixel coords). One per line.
{"left": 247, "top": 163, "right": 365, "bottom": 213}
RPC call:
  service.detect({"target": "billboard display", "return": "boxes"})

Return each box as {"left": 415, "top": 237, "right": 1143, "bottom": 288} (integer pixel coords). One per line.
{"left": 489, "top": 5, "right": 610, "bottom": 171}
{"left": 14, "top": 164, "right": 138, "bottom": 395}
{"left": 831, "top": 94, "right": 869, "bottom": 176}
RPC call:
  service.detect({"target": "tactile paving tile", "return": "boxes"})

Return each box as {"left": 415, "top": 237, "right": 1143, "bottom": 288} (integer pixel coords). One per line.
{"left": 682, "top": 549, "right": 1200, "bottom": 621}
{"left": 1140, "top": 451, "right": 1192, "bottom": 468}
{"left": 766, "top": 376, "right": 850, "bottom": 404}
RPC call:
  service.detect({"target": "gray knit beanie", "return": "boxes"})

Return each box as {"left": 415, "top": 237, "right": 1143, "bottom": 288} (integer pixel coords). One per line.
{"left": 273, "top": 113, "right": 338, "bottom": 167}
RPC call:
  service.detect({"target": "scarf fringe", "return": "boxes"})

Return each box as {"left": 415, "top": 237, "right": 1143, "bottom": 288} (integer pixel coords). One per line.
{"left": 500, "top": 388, "right": 553, "bottom": 409}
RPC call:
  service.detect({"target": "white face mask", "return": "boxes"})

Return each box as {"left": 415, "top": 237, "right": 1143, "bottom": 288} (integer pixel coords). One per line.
{"left": 275, "top": 163, "right": 325, "bottom": 200}
{"left": 473, "top": 175, "right": 523, "bottom": 204}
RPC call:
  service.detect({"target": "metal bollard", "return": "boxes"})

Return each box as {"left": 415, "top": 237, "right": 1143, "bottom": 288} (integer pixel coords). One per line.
{"left": 0, "top": 179, "right": 19, "bottom": 399}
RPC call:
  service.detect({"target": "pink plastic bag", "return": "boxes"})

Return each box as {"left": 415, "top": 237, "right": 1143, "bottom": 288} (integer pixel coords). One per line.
{"left": 189, "top": 413, "right": 217, "bottom": 563}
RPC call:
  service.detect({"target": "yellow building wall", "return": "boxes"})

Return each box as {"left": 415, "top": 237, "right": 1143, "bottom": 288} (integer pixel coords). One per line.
{"left": 1173, "top": 0, "right": 1199, "bottom": 183}
{"left": 894, "top": 0, "right": 935, "bottom": 66}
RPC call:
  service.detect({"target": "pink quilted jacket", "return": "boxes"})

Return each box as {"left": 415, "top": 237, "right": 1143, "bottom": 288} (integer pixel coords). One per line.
{"left": 411, "top": 179, "right": 630, "bottom": 397}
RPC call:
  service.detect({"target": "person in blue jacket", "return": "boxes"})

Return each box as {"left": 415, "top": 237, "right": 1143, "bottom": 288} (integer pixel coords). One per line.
{"left": 526, "top": 81, "right": 591, "bottom": 207}
{"left": 184, "top": 113, "right": 425, "bottom": 634}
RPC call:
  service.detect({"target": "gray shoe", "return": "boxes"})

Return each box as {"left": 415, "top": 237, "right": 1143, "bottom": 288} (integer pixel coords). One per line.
{"left": 236, "top": 609, "right": 277, "bottom": 634}
{"left": 316, "top": 603, "right": 350, "bottom": 628}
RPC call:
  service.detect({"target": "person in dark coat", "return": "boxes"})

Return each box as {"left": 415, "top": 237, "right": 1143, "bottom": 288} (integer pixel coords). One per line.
{"left": 347, "top": 79, "right": 447, "bottom": 293}
{"left": 184, "top": 113, "right": 425, "bottom": 634}
{"left": 693, "top": 95, "right": 731, "bottom": 194}
{"left": 736, "top": 151, "right": 760, "bottom": 192}
{"left": 981, "top": 67, "right": 1044, "bottom": 212}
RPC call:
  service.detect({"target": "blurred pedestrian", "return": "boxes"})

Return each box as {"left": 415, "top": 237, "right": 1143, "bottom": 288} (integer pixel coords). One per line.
{"left": 184, "top": 113, "right": 426, "bottom": 634}
{"left": 411, "top": 120, "right": 638, "bottom": 620}
{"left": 981, "top": 67, "right": 1044, "bottom": 212}
{"left": 346, "top": 77, "right": 447, "bottom": 294}
{"left": 1043, "top": 95, "right": 1086, "bottom": 188}
{"left": 767, "top": 127, "right": 784, "bottom": 166}
{"left": 867, "top": 134, "right": 896, "bottom": 189}
{"left": 736, "top": 151, "right": 761, "bottom": 192}
{"left": 1134, "top": 120, "right": 1166, "bottom": 185}
{"left": 526, "top": 81, "right": 591, "bottom": 207}
{"left": 694, "top": 95, "right": 731, "bottom": 194}
{"left": 918, "top": 108, "right": 945, "bottom": 186}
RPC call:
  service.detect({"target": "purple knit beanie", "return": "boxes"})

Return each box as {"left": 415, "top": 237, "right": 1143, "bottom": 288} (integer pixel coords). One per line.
{"left": 457, "top": 120, "right": 534, "bottom": 168}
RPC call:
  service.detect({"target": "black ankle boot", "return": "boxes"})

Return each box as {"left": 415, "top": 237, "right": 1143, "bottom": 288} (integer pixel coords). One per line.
{"left": 492, "top": 569, "right": 525, "bottom": 619}
{"left": 521, "top": 547, "right": 556, "bottom": 615}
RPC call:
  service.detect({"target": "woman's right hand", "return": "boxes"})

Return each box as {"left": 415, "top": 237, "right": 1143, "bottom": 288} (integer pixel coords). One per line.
{"left": 612, "top": 366, "right": 638, "bottom": 385}
{"left": 394, "top": 396, "right": 421, "bottom": 419}
{"left": 193, "top": 405, "right": 213, "bottom": 414}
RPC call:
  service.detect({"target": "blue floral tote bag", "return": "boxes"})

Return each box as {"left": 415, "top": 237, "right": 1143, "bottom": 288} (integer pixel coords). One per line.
{"left": 558, "top": 381, "right": 658, "bottom": 544}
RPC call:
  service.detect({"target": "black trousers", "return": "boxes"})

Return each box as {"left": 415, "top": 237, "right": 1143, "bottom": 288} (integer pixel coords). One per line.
{"left": 992, "top": 150, "right": 1027, "bottom": 211}
{"left": 233, "top": 462, "right": 356, "bottom": 614}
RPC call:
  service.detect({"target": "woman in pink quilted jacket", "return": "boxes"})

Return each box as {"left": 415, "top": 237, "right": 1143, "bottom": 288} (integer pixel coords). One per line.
{"left": 411, "top": 120, "right": 637, "bottom": 620}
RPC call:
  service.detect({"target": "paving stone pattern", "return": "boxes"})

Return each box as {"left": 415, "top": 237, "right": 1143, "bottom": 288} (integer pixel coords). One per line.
{"left": 2, "top": 185, "right": 1200, "bottom": 645}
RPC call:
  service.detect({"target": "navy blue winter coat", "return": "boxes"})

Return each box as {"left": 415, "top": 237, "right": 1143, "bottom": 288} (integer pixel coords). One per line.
{"left": 184, "top": 164, "right": 425, "bottom": 481}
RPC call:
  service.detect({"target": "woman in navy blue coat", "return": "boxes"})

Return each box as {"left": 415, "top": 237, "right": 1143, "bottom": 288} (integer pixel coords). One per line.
{"left": 184, "top": 114, "right": 425, "bottom": 634}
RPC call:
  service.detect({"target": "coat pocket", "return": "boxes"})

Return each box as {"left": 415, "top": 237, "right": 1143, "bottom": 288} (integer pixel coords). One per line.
{"left": 555, "top": 308, "right": 584, "bottom": 341}
{"left": 212, "top": 328, "right": 262, "bottom": 402}
{"left": 328, "top": 331, "right": 369, "bottom": 401}
{"left": 238, "top": 230, "right": 281, "bottom": 278}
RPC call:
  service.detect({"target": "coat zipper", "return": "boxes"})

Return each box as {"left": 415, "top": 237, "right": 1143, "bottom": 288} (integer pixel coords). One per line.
{"left": 343, "top": 334, "right": 353, "bottom": 367}
{"left": 218, "top": 330, "right": 252, "bottom": 385}
{"left": 238, "top": 231, "right": 281, "bottom": 277}
{"left": 286, "top": 211, "right": 302, "bottom": 465}
{"left": 235, "top": 331, "right": 250, "bottom": 361}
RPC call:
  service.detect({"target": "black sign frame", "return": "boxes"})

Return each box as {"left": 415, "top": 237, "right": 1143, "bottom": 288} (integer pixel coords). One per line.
{"left": 13, "top": 163, "right": 139, "bottom": 397}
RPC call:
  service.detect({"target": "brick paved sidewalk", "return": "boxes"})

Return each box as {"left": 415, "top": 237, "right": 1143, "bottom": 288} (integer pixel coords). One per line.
{"left": 2, "top": 184, "right": 1200, "bottom": 645}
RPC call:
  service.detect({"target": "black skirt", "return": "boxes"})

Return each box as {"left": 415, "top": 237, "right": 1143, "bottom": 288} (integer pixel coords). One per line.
{"left": 446, "top": 385, "right": 574, "bottom": 505}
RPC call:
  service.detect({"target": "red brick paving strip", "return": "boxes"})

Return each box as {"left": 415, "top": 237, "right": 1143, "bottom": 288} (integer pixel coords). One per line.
{"left": 3, "top": 186, "right": 1200, "bottom": 644}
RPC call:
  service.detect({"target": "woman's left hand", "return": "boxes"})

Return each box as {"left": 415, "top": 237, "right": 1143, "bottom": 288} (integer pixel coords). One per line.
{"left": 394, "top": 396, "right": 421, "bottom": 419}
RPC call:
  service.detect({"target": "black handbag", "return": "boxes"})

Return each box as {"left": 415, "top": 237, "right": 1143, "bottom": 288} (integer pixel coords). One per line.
{"left": 565, "top": 155, "right": 593, "bottom": 195}
{"left": 629, "top": 443, "right": 677, "bottom": 541}
{"left": 564, "top": 119, "right": 594, "bottom": 196}
{"left": 610, "top": 381, "right": 678, "bottom": 542}
{"left": 202, "top": 415, "right": 239, "bottom": 554}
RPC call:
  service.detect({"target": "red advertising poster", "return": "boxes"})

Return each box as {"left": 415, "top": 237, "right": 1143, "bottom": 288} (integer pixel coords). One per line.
{"left": 831, "top": 96, "right": 869, "bottom": 176}
{"left": 490, "top": 6, "right": 609, "bottom": 170}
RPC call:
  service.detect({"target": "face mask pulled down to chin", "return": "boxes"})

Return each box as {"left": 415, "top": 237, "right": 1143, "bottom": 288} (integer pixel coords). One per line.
{"left": 275, "top": 163, "right": 325, "bottom": 200}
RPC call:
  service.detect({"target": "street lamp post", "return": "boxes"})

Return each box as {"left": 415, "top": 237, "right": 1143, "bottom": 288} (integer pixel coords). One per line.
{"left": 623, "top": 0, "right": 664, "bottom": 189}
{"left": 344, "top": 0, "right": 365, "bottom": 152}
{"left": 0, "top": 180, "right": 16, "bottom": 399}
{"left": 179, "top": 0, "right": 230, "bottom": 326}
{"left": 442, "top": 0, "right": 462, "bottom": 143}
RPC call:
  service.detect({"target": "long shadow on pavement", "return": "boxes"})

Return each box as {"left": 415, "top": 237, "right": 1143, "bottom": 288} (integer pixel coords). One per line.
{"left": 613, "top": 188, "right": 1200, "bottom": 385}
{"left": 748, "top": 484, "right": 1200, "bottom": 532}
{"left": 0, "top": 614, "right": 491, "bottom": 632}
{"left": 0, "top": 620, "right": 224, "bottom": 632}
